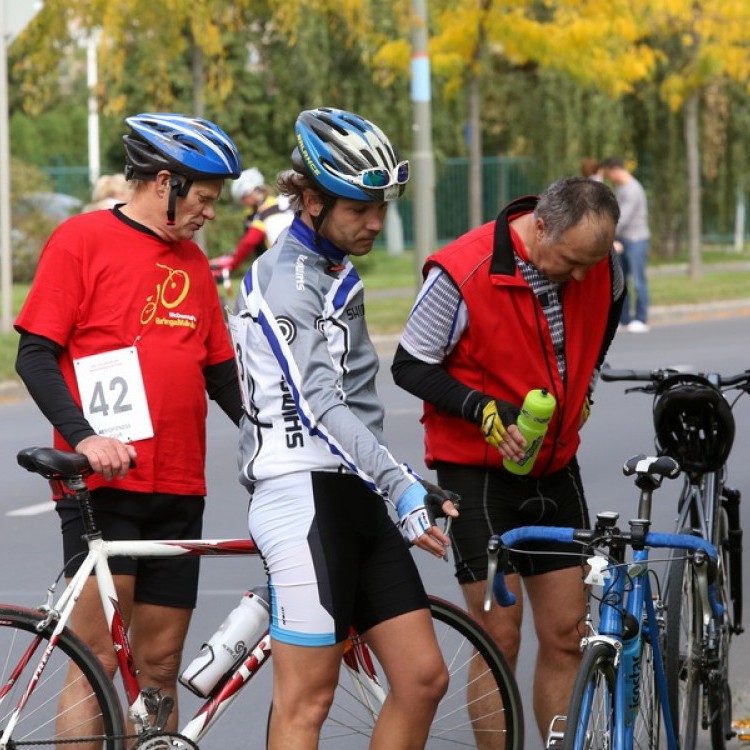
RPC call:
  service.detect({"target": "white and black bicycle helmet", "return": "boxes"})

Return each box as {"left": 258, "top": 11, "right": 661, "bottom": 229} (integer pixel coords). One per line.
{"left": 123, "top": 112, "right": 242, "bottom": 224}
{"left": 653, "top": 374, "right": 735, "bottom": 473}
{"left": 231, "top": 167, "right": 266, "bottom": 203}
{"left": 292, "top": 108, "right": 409, "bottom": 203}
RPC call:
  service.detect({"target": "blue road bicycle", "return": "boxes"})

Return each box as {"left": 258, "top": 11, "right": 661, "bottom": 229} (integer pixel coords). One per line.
{"left": 601, "top": 365, "right": 749, "bottom": 750}
{"left": 485, "top": 454, "right": 724, "bottom": 750}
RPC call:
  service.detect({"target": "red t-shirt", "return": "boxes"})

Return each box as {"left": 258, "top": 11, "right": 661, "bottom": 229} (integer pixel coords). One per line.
{"left": 15, "top": 209, "right": 234, "bottom": 496}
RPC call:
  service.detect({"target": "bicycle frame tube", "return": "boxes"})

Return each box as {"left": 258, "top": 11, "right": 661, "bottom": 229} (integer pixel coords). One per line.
{"left": 586, "top": 548, "right": 682, "bottom": 750}
{"left": 180, "top": 633, "right": 273, "bottom": 743}
{"left": 55, "top": 538, "right": 153, "bottom": 729}
{"left": 675, "top": 482, "right": 710, "bottom": 539}
{"left": 597, "top": 548, "right": 640, "bottom": 750}
{"left": 676, "top": 469, "right": 723, "bottom": 542}
{"left": 622, "top": 551, "right": 648, "bottom": 737}
{"left": 96, "top": 538, "right": 261, "bottom": 734}
{"left": 643, "top": 586, "right": 677, "bottom": 749}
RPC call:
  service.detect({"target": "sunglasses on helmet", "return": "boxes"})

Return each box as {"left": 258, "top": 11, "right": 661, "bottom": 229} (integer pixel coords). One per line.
{"left": 344, "top": 160, "right": 410, "bottom": 190}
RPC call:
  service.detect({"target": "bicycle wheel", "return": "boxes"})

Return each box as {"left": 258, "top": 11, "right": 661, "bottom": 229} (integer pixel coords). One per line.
{"left": 665, "top": 543, "right": 702, "bottom": 750}
{"left": 321, "top": 596, "right": 524, "bottom": 749}
{"left": 0, "top": 605, "right": 125, "bottom": 749}
{"left": 633, "top": 628, "right": 662, "bottom": 750}
{"left": 708, "top": 505, "right": 734, "bottom": 750}
{"left": 561, "top": 641, "right": 617, "bottom": 750}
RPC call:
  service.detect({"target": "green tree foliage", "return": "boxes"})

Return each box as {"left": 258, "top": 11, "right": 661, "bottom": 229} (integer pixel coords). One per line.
{"left": 8, "top": 159, "right": 60, "bottom": 282}
{"left": 7, "top": 0, "right": 750, "bottom": 263}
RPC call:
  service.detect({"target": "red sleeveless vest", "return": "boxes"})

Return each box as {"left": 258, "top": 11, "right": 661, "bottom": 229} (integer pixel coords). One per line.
{"left": 422, "top": 196, "right": 614, "bottom": 475}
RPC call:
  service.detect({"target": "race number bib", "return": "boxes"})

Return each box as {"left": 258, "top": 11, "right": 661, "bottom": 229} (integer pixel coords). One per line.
{"left": 227, "top": 312, "right": 250, "bottom": 413}
{"left": 73, "top": 347, "right": 154, "bottom": 443}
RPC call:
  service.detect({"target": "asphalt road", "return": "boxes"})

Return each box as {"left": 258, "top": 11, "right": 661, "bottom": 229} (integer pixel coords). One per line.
{"left": 1, "top": 314, "right": 749, "bottom": 747}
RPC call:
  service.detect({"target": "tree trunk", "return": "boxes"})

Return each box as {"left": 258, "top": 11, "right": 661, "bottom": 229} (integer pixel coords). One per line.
{"left": 684, "top": 91, "right": 702, "bottom": 280}
{"left": 192, "top": 43, "right": 205, "bottom": 117}
{"left": 468, "top": 73, "right": 482, "bottom": 229}
{"left": 191, "top": 42, "right": 206, "bottom": 251}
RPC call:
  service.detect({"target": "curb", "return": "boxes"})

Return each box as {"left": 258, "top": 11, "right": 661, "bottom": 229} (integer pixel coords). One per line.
{"left": 3, "top": 299, "right": 749, "bottom": 402}
{"left": 0, "top": 379, "right": 25, "bottom": 402}
{"left": 371, "top": 298, "right": 750, "bottom": 356}
{"left": 648, "top": 298, "right": 750, "bottom": 325}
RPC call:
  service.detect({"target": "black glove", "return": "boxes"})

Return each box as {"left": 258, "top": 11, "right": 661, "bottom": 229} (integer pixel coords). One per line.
{"left": 419, "top": 479, "right": 461, "bottom": 523}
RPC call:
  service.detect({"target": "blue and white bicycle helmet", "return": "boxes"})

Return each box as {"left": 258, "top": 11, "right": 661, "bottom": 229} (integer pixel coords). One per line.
{"left": 292, "top": 108, "right": 409, "bottom": 203}
{"left": 123, "top": 113, "right": 242, "bottom": 224}
{"left": 123, "top": 113, "right": 242, "bottom": 181}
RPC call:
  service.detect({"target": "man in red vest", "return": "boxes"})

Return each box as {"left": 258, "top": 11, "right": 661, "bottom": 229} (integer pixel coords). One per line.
{"left": 392, "top": 176, "right": 625, "bottom": 745}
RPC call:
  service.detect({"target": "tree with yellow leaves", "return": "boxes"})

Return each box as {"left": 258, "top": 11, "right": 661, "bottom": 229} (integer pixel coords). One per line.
{"left": 640, "top": 0, "right": 750, "bottom": 278}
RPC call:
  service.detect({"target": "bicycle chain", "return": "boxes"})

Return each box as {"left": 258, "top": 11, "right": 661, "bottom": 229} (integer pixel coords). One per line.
{"left": 5, "top": 733, "right": 139, "bottom": 746}
{"left": 4, "top": 730, "right": 198, "bottom": 748}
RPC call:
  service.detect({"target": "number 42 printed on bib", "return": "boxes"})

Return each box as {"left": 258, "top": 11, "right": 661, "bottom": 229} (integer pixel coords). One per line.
{"left": 73, "top": 347, "right": 154, "bottom": 443}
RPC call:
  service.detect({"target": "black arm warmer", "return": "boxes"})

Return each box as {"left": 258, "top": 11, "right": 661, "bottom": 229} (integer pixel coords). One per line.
{"left": 597, "top": 287, "right": 626, "bottom": 372}
{"left": 391, "top": 344, "right": 489, "bottom": 424}
{"left": 204, "top": 358, "right": 243, "bottom": 427}
{"left": 15, "top": 333, "right": 96, "bottom": 448}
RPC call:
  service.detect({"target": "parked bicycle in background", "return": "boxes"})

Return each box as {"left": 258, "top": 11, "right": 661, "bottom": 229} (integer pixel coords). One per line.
{"left": 600, "top": 365, "right": 749, "bottom": 750}
{"left": 485, "top": 453, "right": 724, "bottom": 750}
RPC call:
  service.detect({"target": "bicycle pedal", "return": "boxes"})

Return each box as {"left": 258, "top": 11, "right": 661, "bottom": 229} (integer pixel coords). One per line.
{"left": 545, "top": 714, "right": 566, "bottom": 749}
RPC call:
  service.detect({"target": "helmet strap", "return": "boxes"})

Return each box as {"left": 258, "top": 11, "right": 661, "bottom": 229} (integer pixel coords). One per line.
{"left": 311, "top": 194, "right": 336, "bottom": 241}
{"left": 166, "top": 175, "right": 192, "bottom": 226}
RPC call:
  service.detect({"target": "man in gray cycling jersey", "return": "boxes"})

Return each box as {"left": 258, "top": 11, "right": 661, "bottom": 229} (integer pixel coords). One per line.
{"left": 231, "top": 107, "right": 458, "bottom": 749}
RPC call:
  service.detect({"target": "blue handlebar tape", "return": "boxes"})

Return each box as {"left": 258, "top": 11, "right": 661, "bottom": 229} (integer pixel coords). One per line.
{"left": 493, "top": 572, "right": 516, "bottom": 607}
{"left": 500, "top": 526, "right": 575, "bottom": 547}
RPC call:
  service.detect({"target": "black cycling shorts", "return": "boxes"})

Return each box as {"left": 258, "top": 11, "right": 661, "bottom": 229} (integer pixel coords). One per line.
{"left": 248, "top": 471, "right": 429, "bottom": 645}
{"left": 435, "top": 459, "right": 590, "bottom": 583}
{"left": 56, "top": 487, "right": 204, "bottom": 609}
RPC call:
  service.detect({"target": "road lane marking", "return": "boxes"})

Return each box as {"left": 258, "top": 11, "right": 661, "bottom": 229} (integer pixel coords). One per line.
{"left": 7, "top": 502, "right": 55, "bottom": 516}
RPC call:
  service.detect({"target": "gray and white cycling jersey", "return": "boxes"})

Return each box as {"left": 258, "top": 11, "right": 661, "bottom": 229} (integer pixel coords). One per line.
{"left": 230, "top": 220, "right": 416, "bottom": 503}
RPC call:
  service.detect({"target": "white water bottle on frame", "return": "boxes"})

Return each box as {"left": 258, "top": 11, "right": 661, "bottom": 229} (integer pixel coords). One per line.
{"left": 180, "top": 585, "right": 270, "bottom": 697}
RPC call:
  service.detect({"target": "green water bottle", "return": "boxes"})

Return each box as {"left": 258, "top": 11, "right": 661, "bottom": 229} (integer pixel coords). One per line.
{"left": 503, "top": 388, "right": 556, "bottom": 476}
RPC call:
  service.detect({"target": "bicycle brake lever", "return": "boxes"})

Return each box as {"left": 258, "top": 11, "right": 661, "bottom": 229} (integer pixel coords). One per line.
{"left": 423, "top": 489, "right": 460, "bottom": 536}
{"left": 484, "top": 536, "right": 500, "bottom": 612}
{"left": 624, "top": 385, "right": 654, "bottom": 395}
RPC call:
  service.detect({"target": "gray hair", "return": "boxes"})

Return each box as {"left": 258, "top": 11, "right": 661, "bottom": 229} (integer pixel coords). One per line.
{"left": 535, "top": 176, "right": 620, "bottom": 242}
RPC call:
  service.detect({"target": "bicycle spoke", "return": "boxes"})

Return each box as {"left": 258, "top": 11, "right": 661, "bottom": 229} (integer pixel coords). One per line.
{"left": 318, "top": 598, "right": 523, "bottom": 749}
{"left": 0, "top": 607, "right": 124, "bottom": 749}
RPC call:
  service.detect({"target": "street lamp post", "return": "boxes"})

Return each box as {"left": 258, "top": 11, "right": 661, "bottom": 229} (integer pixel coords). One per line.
{"left": 86, "top": 30, "right": 101, "bottom": 190}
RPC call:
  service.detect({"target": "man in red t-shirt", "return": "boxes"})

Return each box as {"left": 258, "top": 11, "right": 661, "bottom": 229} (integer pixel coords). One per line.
{"left": 15, "top": 113, "right": 244, "bottom": 737}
